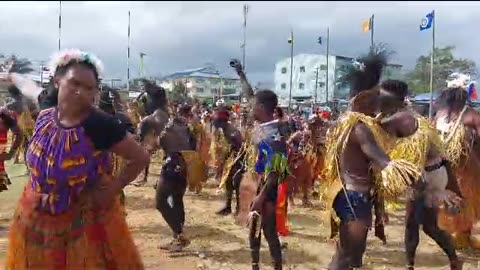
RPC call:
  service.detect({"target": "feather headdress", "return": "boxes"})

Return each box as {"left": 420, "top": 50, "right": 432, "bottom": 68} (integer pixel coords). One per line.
{"left": 344, "top": 50, "right": 388, "bottom": 98}
{"left": 48, "top": 49, "right": 104, "bottom": 76}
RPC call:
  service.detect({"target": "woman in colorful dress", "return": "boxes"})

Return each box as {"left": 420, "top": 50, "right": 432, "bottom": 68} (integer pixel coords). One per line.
{"left": 6, "top": 49, "right": 149, "bottom": 270}
{"left": 0, "top": 108, "right": 23, "bottom": 192}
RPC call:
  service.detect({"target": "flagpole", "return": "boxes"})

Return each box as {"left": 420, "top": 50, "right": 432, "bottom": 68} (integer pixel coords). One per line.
{"left": 288, "top": 30, "right": 294, "bottom": 113}
{"left": 241, "top": 3, "right": 248, "bottom": 104}
{"left": 58, "top": 1, "right": 62, "bottom": 51}
{"left": 428, "top": 10, "right": 435, "bottom": 119}
{"left": 326, "top": 27, "right": 330, "bottom": 105}
{"left": 370, "top": 14, "right": 374, "bottom": 49}
{"left": 127, "top": 11, "right": 131, "bottom": 92}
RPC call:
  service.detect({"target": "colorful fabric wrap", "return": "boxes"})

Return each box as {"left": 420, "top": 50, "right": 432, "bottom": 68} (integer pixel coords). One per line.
{"left": 6, "top": 184, "right": 144, "bottom": 270}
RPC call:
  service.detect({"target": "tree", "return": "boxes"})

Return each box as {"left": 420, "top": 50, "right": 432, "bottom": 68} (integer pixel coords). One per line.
{"left": 405, "top": 46, "right": 477, "bottom": 94}
{"left": 8, "top": 55, "right": 34, "bottom": 74}
{"left": 168, "top": 81, "right": 189, "bottom": 103}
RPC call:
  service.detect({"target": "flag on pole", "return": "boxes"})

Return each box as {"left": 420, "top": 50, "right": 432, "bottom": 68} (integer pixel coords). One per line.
{"left": 288, "top": 34, "right": 293, "bottom": 44}
{"left": 362, "top": 15, "right": 373, "bottom": 33}
{"left": 420, "top": 10, "right": 434, "bottom": 31}
{"left": 317, "top": 37, "right": 322, "bottom": 44}
{"left": 468, "top": 82, "right": 478, "bottom": 100}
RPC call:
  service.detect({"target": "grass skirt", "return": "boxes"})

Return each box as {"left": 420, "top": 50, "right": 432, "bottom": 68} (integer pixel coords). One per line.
{"left": 180, "top": 150, "right": 208, "bottom": 193}
{"left": 6, "top": 185, "right": 144, "bottom": 270}
{"left": 438, "top": 149, "right": 480, "bottom": 234}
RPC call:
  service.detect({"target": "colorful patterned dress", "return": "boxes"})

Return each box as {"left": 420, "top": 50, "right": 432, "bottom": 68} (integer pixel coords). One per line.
{"left": 6, "top": 107, "right": 143, "bottom": 270}
{"left": 0, "top": 125, "right": 10, "bottom": 192}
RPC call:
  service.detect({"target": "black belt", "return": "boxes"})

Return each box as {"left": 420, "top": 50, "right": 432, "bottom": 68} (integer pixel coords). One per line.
{"left": 424, "top": 159, "right": 447, "bottom": 172}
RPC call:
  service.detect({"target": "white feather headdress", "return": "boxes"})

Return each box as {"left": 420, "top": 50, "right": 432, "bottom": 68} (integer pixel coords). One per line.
{"left": 48, "top": 49, "right": 104, "bottom": 77}
{"left": 446, "top": 72, "right": 471, "bottom": 90}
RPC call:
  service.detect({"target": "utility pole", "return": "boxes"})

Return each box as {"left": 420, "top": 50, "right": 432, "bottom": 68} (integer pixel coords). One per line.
{"left": 240, "top": 4, "right": 248, "bottom": 104}
{"left": 325, "top": 27, "right": 330, "bottom": 105}
{"left": 127, "top": 11, "right": 131, "bottom": 92}
{"left": 314, "top": 66, "right": 319, "bottom": 103}
{"left": 58, "top": 1, "right": 62, "bottom": 51}
{"left": 140, "top": 53, "right": 146, "bottom": 78}
{"left": 288, "top": 30, "right": 294, "bottom": 113}
{"left": 40, "top": 61, "right": 45, "bottom": 85}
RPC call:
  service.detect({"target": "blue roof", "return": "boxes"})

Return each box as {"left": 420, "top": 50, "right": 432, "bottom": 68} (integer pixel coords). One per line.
{"left": 162, "top": 66, "right": 238, "bottom": 81}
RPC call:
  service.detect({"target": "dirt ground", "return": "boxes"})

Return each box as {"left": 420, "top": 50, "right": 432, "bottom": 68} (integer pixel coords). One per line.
{"left": 0, "top": 161, "right": 479, "bottom": 270}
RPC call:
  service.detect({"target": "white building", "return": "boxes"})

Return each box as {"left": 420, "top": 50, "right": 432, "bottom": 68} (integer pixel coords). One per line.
{"left": 160, "top": 64, "right": 241, "bottom": 101}
{"left": 274, "top": 54, "right": 403, "bottom": 102}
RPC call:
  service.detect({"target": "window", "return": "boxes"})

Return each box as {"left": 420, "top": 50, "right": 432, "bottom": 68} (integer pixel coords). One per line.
{"left": 223, "top": 88, "right": 236, "bottom": 95}
{"left": 320, "top": 65, "right": 327, "bottom": 71}
{"left": 281, "top": 67, "right": 287, "bottom": 74}
{"left": 300, "top": 66, "right": 305, "bottom": 73}
{"left": 319, "top": 82, "right": 326, "bottom": 88}
{"left": 281, "top": 83, "right": 286, "bottom": 89}
{"left": 196, "top": 87, "right": 204, "bottom": 93}
{"left": 299, "top": 83, "right": 305, "bottom": 89}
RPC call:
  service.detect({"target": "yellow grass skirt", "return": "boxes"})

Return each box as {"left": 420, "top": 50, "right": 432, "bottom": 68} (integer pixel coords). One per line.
{"left": 180, "top": 150, "right": 208, "bottom": 193}
{"left": 6, "top": 184, "right": 144, "bottom": 270}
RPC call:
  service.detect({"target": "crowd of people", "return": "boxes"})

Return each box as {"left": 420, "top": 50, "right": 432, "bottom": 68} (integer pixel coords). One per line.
{"left": 0, "top": 47, "right": 478, "bottom": 270}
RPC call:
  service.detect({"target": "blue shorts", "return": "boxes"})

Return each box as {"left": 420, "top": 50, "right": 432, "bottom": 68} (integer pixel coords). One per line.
{"left": 333, "top": 190, "right": 373, "bottom": 224}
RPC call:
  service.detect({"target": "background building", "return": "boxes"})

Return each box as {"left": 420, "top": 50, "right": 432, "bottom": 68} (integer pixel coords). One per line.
{"left": 274, "top": 53, "right": 403, "bottom": 103}
{"left": 160, "top": 64, "right": 241, "bottom": 102}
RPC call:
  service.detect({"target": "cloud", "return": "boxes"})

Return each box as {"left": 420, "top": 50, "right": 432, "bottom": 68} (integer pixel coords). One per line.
{"left": 1, "top": 1, "right": 479, "bottom": 85}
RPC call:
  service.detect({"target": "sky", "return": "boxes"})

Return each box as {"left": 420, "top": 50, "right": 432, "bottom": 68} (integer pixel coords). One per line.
{"left": 1, "top": 1, "right": 479, "bottom": 85}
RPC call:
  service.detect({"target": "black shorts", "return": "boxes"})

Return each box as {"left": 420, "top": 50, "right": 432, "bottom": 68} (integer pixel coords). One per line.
{"left": 333, "top": 190, "right": 372, "bottom": 225}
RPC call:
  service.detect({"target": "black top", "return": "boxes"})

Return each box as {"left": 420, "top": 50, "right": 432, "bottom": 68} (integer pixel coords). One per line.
{"left": 82, "top": 109, "right": 128, "bottom": 151}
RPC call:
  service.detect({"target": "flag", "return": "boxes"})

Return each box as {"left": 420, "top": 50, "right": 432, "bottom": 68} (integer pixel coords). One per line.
{"left": 420, "top": 10, "right": 434, "bottom": 31}
{"left": 468, "top": 82, "right": 478, "bottom": 100}
{"left": 318, "top": 37, "right": 322, "bottom": 44}
{"left": 362, "top": 16, "right": 372, "bottom": 33}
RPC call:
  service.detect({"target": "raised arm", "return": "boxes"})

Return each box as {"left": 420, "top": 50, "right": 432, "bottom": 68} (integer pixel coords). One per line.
{"left": 231, "top": 60, "right": 254, "bottom": 100}
{"left": 353, "top": 122, "right": 390, "bottom": 170}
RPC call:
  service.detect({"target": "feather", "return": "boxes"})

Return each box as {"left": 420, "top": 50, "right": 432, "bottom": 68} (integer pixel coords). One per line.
{"left": 8, "top": 73, "right": 44, "bottom": 103}
{"left": 344, "top": 50, "right": 388, "bottom": 98}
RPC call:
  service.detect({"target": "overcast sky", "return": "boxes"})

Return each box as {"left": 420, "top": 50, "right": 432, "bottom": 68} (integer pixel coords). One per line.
{"left": 1, "top": 1, "right": 479, "bottom": 85}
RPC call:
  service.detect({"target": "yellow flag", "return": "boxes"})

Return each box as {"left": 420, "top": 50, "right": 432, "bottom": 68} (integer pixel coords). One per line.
{"left": 362, "top": 18, "right": 371, "bottom": 33}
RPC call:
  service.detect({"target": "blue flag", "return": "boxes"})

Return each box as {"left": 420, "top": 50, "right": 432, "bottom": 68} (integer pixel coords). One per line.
{"left": 420, "top": 10, "right": 434, "bottom": 31}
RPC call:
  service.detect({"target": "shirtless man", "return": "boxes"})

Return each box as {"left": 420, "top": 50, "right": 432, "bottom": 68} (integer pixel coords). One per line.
{"left": 378, "top": 80, "right": 463, "bottom": 270}
{"left": 328, "top": 51, "right": 402, "bottom": 270}
{"left": 213, "top": 108, "right": 244, "bottom": 216}
{"left": 138, "top": 82, "right": 196, "bottom": 252}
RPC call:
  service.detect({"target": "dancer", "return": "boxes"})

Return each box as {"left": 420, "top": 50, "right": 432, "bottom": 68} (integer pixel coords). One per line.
{"left": 434, "top": 74, "right": 480, "bottom": 250}
{"left": 215, "top": 107, "right": 245, "bottom": 216}
{"left": 6, "top": 49, "right": 149, "bottom": 270}
{"left": 378, "top": 79, "right": 464, "bottom": 269}
{"left": 249, "top": 90, "right": 290, "bottom": 270}
{"left": 5, "top": 84, "right": 36, "bottom": 164}
{"left": 0, "top": 108, "right": 23, "bottom": 192}
{"left": 324, "top": 51, "right": 420, "bottom": 270}
{"left": 138, "top": 82, "right": 196, "bottom": 252}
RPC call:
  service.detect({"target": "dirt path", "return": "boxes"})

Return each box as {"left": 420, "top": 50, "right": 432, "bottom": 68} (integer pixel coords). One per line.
{"left": 0, "top": 162, "right": 479, "bottom": 270}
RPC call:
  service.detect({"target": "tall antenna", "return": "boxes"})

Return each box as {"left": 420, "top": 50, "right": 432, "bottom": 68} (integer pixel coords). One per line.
{"left": 58, "top": 1, "right": 62, "bottom": 51}
{"left": 242, "top": 4, "right": 248, "bottom": 72}
{"left": 127, "top": 11, "right": 131, "bottom": 92}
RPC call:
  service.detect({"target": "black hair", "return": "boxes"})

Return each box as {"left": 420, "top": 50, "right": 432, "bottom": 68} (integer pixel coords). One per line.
{"left": 274, "top": 107, "right": 284, "bottom": 118}
{"left": 381, "top": 80, "right": 409, "bottom": 100}
{"left": 98, "top": 88, "right": 115, "bottom": 115}
{"left": 143, "top": 81, "right": 167, "bottom": 115}
{"left": 7, "top": 85, "right": 21, "bottom": 98}
{"left": 255, "top": 90, "right": 278, "bottom": 114}
{"left": 37, "top": 60, "right": 100, "bottom": 110}
{"left": 435, "top": 87, "right": 468, "bottom": 114}
{"left": 345, "top": 51, "right": 388, "bottom": 98}
{"left": 178, "top": 103, "right": 192, "bottom": 116}
{"left": 0, "top": 111, "right": 16, "bottom": 129}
